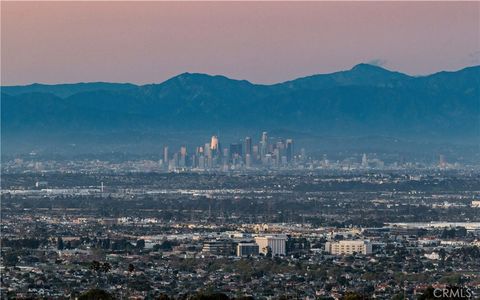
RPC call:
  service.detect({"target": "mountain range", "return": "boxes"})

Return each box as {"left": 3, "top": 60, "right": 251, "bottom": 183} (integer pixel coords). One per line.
{"left": 2, "top": 63, "right": 479, "bottom": 155}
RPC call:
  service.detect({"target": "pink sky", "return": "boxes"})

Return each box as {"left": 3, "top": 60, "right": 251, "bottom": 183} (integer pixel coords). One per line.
{"left": 1, "top": 1, "right": 479, "bottom": 85}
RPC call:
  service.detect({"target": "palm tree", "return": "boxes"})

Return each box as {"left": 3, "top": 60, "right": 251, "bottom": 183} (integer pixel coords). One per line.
{"left": 102, "top": 262, "right": 112, "bottom": 288}
{"left": 102, "top": 262, "right": 112, "bottom": 273}
{"left": 90, "top": 260, "right": 102, "bottom": 273}
{"left": 128, "top": 263, "right": 135, "bottom": 273}
{"left": 89, "top": 260, "right": 102, "bottom": 288}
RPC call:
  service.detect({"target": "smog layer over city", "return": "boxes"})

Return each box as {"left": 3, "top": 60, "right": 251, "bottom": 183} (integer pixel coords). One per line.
{"left": 1, "top": 1, "right": 480, "bottom": 300}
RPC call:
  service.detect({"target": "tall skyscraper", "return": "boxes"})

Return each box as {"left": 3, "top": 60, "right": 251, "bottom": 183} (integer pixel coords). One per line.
{"left": 261, "top": 132, "right": 268, "bottom": 144}
{"left": 163, "top": 146, "right": 169, "bottom": 166}
{"left": 245, "top": 137, "right": 252, "bottom": 156}
{"left": 260, "top": 132, "right": 268, "bottom": 160}
{"left": 362, "top": 153, "right": 368, "bottom": 167}
{"left": 179, "top": 146, "right": 187, "bottom": 167}
{"left": 205, "top": 143, "right": 211, "bottom": 157}
{"left": 286, "top": 139, "right": 294, "bottom": 163}
{"left": 170, "top": 153, "right": 179, "bottom": 170}
{"left": 211, "top": 136, "right": 219, "bottom": 151}
{"left": 439, "top": 154, "right": 446, "bottom": 168}
{"left": 245, "top": 153, "right": 252, "bottom": 168}
{"left": 205, "top": 143, "right": 212, "bottom": 168}
{"left": 180, "top": 146, "right": 187, "bottom": 156}
{"left": 276, "top": 141, "right": 285, "bottom": 162}
{"left": 160, "top": 131, "right": 298, "bottom": 171}
{"left": 252, "top": 145, "right": 259, "bottom": 161}
{"left": 223, "top": 148, "right": 229, "bottom": 161}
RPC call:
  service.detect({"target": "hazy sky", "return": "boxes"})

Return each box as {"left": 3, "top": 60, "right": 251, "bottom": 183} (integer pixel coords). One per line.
{"left": 2, "top": 1, "right": 479, "bottom": 85}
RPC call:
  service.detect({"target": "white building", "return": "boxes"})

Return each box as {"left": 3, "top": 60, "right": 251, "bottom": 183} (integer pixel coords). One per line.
{"left": 255, "top": 235, "right": 287, "bottom": 256}
{"left": 424, "top": 252, "right": 441, "bottom": 260}
{"left": 324, "top": 240, "right": 373, "bottom": 255}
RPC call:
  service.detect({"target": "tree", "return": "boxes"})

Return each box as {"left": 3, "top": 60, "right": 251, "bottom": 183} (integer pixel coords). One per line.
{"left": 128, "top": 263, "right": 135, "bottom": 273}
{"left": 263, "top": 246, "right": 272, "bottom": 258}
{"left": 160, "top": 240, "right": 174, "bottom": 251}
{"left": 78, "top": 288, "right": 113, "bottom": 300}
{"left": 343, "top": 292, "right": 364, "bottom": 300}
{"left": 439, "top": 248, "right": 447, "bottom": 261}
{"left": 157, "top": 293, "right": 171, "bottom": 300}
{"left": 102, "top": 262, "right": 112, "bottom": 273}
{"left": 57, "top": 237, "right": 64, "bottom": 250}
{"left": 3, "top": 251, "right": 19, "bottom": 266}
{"left": 136, "top": 239, "right": 145, "bottom": 250}
{"left": 90, "top": 260, "right": 102, "bottom": 273}
{"left": 189, "top": 293, "right": 230, "bottom": 300}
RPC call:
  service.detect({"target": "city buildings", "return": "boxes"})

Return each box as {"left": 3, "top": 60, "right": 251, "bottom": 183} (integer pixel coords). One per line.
{"left": 159, "top": 131, "right": 298, "bottom": 172}
{"left": 1, "top": 171, "right": 480, "bottom": 299}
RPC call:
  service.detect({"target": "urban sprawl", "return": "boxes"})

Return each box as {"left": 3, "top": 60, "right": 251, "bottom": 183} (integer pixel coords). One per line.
{"left": 1, "top": 132, "right": 480, "bottom": 299}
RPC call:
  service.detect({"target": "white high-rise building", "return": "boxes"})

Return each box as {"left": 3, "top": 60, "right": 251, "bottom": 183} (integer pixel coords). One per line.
{"left": 163, "top": 146, "right": 169, "bottom": 169}
{"left": 362, "top": 153, "right": 368, "bottom": 167}
{"left": 255, "top": 235, "right": 287, "bottom": 256}
{"left": 245, "top": 154, "right": 252, "bottom": 168}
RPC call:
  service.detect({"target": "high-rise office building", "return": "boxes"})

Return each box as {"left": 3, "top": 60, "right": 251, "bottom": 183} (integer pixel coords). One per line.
{"left": 160, "top": 131, "right": 297, "bottom": 171}
{"left": 439, "top": 154, "right": 446, "bottom": 168}
{"left": 276, "top": 141, "right": 285, "bottom": 164}
{"left": 245, "top": 154, "right": 252, "bottom": 168}
{"left": 211, "top": 136, "right": 219, "bottom": 153}
{"left": 252, "top": 145, "right": 259, "bottom": 161}
{"left": 286, "top": 139, "right": 294, "bottom": 163}
{"left": 261, "top": 132, "right": 268, "bottom": 144}
{"left": 260, "top": 132, "right": 268, "bottom": 160}
{"left": 245, "top": 137, "right": 252, "bottom": 156}
{"left": 163, "top": 146, "right": 169, "bottom": 164}
{"left": 205, "top": 143, "right": 212, "bottom": 169}
{"left": 203, "top": 143, "right": 212, "bottom": 158}
{"left": 223, "top": 148, "right": 229, "bottom": 163}
{"left": 179, "top": 146, "right": 187, "bottom": 167}
{"left": 362, "top": 153, "right": 368, "bottom": 167}
{"left": 190, "top": 154, "right": 197, "bottom": 169}
{"left": 198, "top": 155, "right": 205, "bottom": 169}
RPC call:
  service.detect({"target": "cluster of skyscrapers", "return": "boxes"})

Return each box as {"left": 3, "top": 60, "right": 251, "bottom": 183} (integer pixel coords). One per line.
{"left": 162, "top": 132, "right": 296, "bottom": 171}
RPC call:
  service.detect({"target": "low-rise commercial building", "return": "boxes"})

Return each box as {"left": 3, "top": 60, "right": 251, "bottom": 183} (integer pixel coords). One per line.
{"left": 324, "top": 240, "right": 373, "bottom": 255}
{"left": 236, "top": 242, "right": 259, "bottom": 257}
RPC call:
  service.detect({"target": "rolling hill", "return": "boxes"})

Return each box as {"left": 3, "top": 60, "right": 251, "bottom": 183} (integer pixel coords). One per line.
{"left": 2, "top": 64, "right": 479, "bottom": 154}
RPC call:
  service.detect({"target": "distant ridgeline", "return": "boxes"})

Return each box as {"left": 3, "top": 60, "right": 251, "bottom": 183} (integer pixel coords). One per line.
{"left": 2, "top": 64, "right": 479, "bottom": 154}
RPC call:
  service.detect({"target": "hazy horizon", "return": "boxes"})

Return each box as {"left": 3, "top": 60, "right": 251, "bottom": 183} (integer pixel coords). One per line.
{"left": 2, "top": 1, "right": 479, "bottom": 85}
{"left": 2, "top": 62, "right": 479, "bottom": 87}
